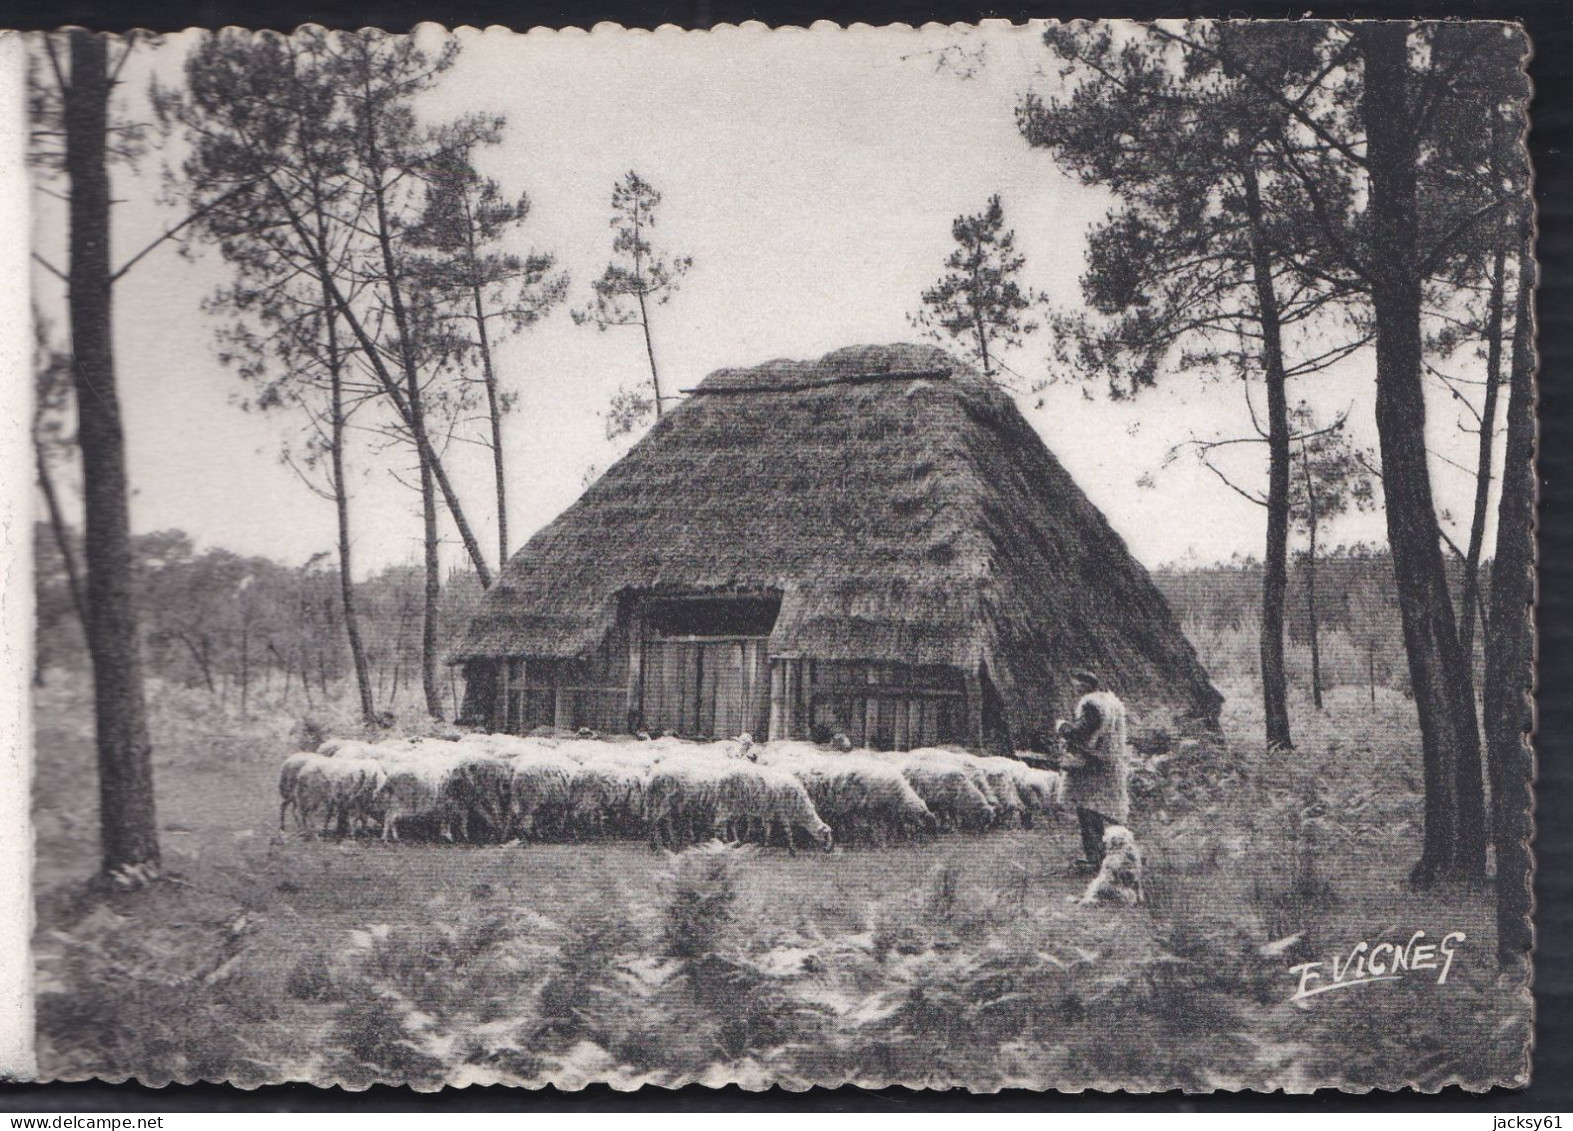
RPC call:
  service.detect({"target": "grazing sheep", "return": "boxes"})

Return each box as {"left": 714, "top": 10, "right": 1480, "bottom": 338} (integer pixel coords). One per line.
{"left": 567, "top": 755, "right": 650, "bottom": 839}
{"left": 291, "top": 731, "right": 1067, "bottom": 853}
{"left": 292, "top": 757, "right": 339, "bottom": 836}
{"left": 712, "top": 762, "right": 770, "bottom": 843}
{"left": 323, "top": 756, "right": 389, "bottom": 836}
{"left": 317, "top": 737, "right": 384, "bottom": 759}
{"left": 980, "top": 765, "right": 1026, "bottom": 827}
{"left": 278, "top": 751, "right": 322, "bottom": 831}
{"left": 760, "top": 749, "right": 934, "bottom": 846}
{"left": 1005, "top": 763, "right": 1066, "bottom": 821}
{"left": 853, "top": 762, "right": 940, "bottom": 844}
{"left": 645, "top": 756, "right": 730, "bottom": 849}
{"left": 448, "top": 753, "right": 514, "bottom": 842}
{"left": 710, "top": 760, "right": 831, "bottom": 852}
{"left": 901, "top": 748, "right": 1003, "bottom": 813}
{"left": 755, "top": 764, "right": 833, "bottom": 854}
{"left": 506, "top": 750, "right": 577, "bottom": 841}
{"left": 1070, "top": 824, "right": 1145, "bottom": 906}
{"left": 378, "top": 758, "right": 464, "bottom": 842}
{"left": 976, "top": 756, "right": 1044, "bottom": 828}
{"left": 894, "top": 758, "right": 996, "bottom": 832}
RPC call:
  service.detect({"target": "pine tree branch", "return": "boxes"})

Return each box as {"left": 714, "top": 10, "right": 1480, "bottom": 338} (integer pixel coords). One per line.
{"left": 111, "top": 182, "right": 260, "bottom": 283}
{"left": 32, "top": 252, "right": 68, "bottom": 283}
{"left": 1155, "top": 25, "right": 1366, "bottom": 166}
{"left": 1282, "top": 333, "right": 1373, "bottom": 378}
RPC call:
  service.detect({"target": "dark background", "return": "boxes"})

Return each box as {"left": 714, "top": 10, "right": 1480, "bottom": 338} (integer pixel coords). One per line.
{"left": 3, "top": 0, "right": 1569, "bottom": 1113}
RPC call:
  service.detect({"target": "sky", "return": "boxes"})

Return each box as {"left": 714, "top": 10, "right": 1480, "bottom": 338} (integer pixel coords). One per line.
{"left": 28, "top": 22, "right": 1510, "bottom": 579}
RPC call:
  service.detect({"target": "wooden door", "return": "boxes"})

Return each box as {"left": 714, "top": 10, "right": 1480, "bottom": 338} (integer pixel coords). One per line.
{"left": 642, "top": 637, "right": 769, "bottom": 738}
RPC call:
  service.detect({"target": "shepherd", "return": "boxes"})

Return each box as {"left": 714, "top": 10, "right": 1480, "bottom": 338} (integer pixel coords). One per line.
{"left": 1055, "top": 669, "right": 1131, "bottom": 875}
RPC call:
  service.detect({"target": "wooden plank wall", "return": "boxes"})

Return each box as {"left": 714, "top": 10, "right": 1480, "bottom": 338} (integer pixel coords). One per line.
{"left": 770, "top": 659, "right": 968, "bottom": 750}
{"left": 641, "top": 637, "right": 770, "bottom": 738}
{"left": 479, "top": 644, "right": 971, "bottom": 751}
{"left": 493, "top": 656, "right": 627, "bottom": 734}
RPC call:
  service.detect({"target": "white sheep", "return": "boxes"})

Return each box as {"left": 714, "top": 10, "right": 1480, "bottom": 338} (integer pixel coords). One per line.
{"left": 567, "top": 754, "right": 651, "bottom": 839}
{"left": 712, "top": 762, "right": 769, "bottom": 843}
{"left": 760, "top": 748, "right": 935, "bottom": 846}
{"left": 292, "top": 758, "right": 337, "bottom": 835}
{"left": 448, "top": 752, "right": 514, "bottom": 842}
{"left": 982, "top": 758, "right": 1065, "bottom": 823}
{"left": 506, "top": 750, "right": 577, "bottom": 841}
{"left": 645, "top": 755, "right": 731, "bottom": 849}
{"left": 378, "top": 756, "right": 464, "bottom": 842}
{"left": 323, "top": 756, "right": 389, "bottom": 836}
{"left": 973, "top": 756, "right": 1034, "bottom": 828}
{"left": 901, "top": 748, "right": 1004, "bottom": 814}
{"left": 316, "top": 737, "right": 386, "bottom": 759}
{"left": 755, "top": 764, "right": 834, "bottom": 854}
{"left": 278, "top": 751, "right": 324, "bottom": 831}
{"left": 891, "top": 757, "right": 996, "bottom": 832}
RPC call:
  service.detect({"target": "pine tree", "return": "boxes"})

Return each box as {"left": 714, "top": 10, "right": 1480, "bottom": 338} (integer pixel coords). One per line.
{"left": 56, "top": 31, "right": 160, "bottom": 879}
{"left": 1020, "top": 22, "right": 1362, "bottom": 751}
{"left": 910, "top": 194, "right": 1037, "bottom": 377}
{"left": 1287, "top": 405, "right": 1377, "bottom": 709}
{"left": 409, "top": 138, "right": 567, "bottom": 565}
{"left": 574, "top": 171, "right": 692, "bottom": 436}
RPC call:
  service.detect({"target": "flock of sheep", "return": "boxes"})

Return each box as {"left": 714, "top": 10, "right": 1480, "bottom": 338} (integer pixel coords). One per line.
{"left": 277, "top": 731, "right": 1067, "bottom": 853}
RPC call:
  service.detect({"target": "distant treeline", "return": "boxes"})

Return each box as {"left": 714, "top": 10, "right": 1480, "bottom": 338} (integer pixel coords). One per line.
{"left": 34, "top": 524, "right": 484, "bottom": 717}
{"left": 38, "top": 521, "right": 1474, "bottom": 712}
{"left": 1152, "top": 546, "right": 1488, "bottom": 700}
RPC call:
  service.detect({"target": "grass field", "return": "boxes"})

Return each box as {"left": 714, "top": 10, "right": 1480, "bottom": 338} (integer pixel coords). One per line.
{"left": 31, "top": 666, "right": 1531, "bottom": 1092}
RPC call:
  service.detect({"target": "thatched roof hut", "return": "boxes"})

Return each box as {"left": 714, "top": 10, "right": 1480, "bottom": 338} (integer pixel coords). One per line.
{"left": 454, "top": 344, "right": 1221, "bottom": 752}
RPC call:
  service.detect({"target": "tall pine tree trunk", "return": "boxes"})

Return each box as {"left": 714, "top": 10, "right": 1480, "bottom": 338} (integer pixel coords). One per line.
{"left": 330, "top": 392, "right": 375, "bottom": 721}
{"left": 65, "top": 31, "right": 159, "bottom": 878}
{"left": 363, "top": 135, "right": 446, "bottom": 720}
{"left": 269, "top": 146, "right": 494, "bottom": 588}
{"left": 1459, "top": 237, "right": 1509, "bottom": 663}
{"left": 1302, "top": 443, "right": 1324, "bottom": 709}
{"left": 420, "top": 460, "right": 444, "bottom": 720}
{"left": 636, "top": 288, "right": 664, "bottom": 418}
{"left": 319, "top": 246, "right": 377, "bottom": 726}
{"left": 1484, "top": 226, "right": 1534, "bottom": 967}
{"left": 239, "top": 623, "right": 250, "bottom": 717}
{"left": 1357, "top": 23, "right": 1487, "bottom": 885}
{"left": 472, "top": 282, "right": 508, "bottom": 567}
{"left": 1307, "top": 552, "right": 1324, "bottom": 709}
{"left": 1243, "top": 160, "right": 1294, "bottom": 750}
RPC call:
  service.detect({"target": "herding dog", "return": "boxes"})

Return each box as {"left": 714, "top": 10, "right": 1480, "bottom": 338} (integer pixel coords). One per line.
{"left": 1069, "top": 824, "right": 1145, "bottom": 907}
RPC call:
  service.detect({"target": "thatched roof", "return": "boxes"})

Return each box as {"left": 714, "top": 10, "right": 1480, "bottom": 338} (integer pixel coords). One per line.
{"left": 454, "top": 344, "right": 1222, "bottom": 736}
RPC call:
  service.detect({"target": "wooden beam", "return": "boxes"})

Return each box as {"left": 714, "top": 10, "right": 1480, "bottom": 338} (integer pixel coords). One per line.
{"left": 806, "top": 682, "right": 965, "bottom": 698}
{"left": 497, "top": 659, "right": 510, "bottom": 734}
{"left": 963, "top": 668, "right": 984, "bottom": 753}
{"left": 768, "top": 660, "right": 785, "bottom": 740}
{"left": 626, "top": 612, "right": 644, "bottom": 731}
{"left": 782, "top": 660, "right": 798, "bottom": 740}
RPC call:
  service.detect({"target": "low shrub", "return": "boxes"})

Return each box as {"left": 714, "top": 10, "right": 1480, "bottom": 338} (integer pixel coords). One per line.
{"left": 658, "top": 842, "right": 747, "bottom": 959}
{"left": 34, "top": 902, "right": 259, "bottom": 1085}
{"left": 285, "top": 950, "right": 335, "bottom": 1002}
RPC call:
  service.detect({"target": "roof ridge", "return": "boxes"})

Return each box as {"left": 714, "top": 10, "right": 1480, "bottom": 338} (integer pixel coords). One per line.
{"left": 682, "top": 367, "right": 952, "bottom": 396}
